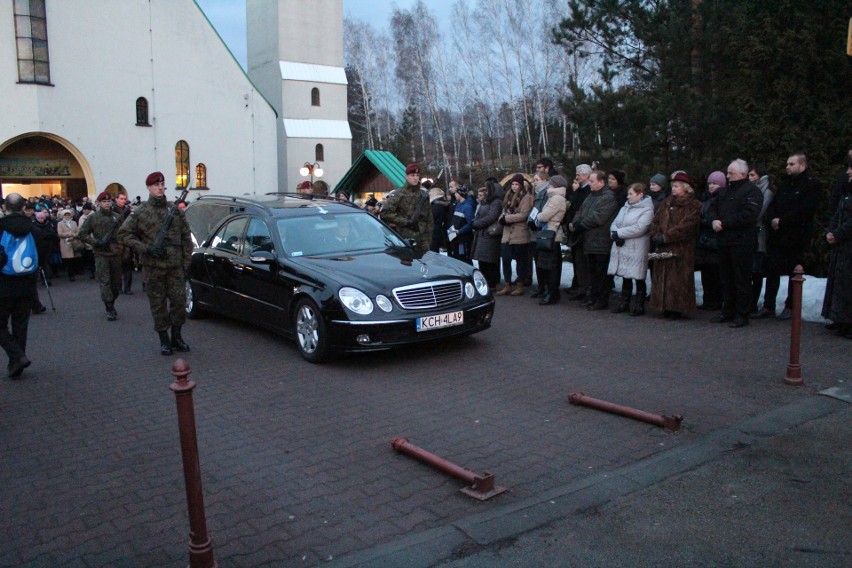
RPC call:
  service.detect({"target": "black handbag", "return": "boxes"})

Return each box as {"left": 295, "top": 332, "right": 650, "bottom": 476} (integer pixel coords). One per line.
{"left": 536, "top": 229, "right": 557, "bottom": 251}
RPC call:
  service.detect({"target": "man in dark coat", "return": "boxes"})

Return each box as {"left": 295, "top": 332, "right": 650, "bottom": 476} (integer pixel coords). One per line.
{"left": 709, "top": 159, "right": 763, "bottom": 328}
{"left": 821, "top": 160, "right": 852, "bottom": 338}
{"left": 564, "top": 164, "right": 593, "bottom": 299}
{"left": 0, "top": 194, "right": 38, "bottom": 377}
{"left": 569, "top": 170, "right": 618, "bottom": 310}
{"left": 758, "top": 153, "right": 821, "bottom": 320}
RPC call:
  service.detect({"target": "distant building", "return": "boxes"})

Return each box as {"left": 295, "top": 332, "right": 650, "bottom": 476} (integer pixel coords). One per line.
{"left": 335, "top": 150, "right": 406, "bottom": 202}
{"left": 248, "top": 0, "right": 352, "bottom": 193}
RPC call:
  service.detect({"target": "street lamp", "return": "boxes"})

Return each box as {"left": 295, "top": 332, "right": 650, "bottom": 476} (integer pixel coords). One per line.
{"left": 299, "top": 162, "right": 324, "bottom": 183}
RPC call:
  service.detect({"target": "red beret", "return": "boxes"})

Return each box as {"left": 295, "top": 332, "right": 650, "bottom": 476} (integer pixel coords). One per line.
{"left": 145, "top": 171, "right": 165, "bottom": 186}
{"left": 297, "top": 181, "right": 312, "bottom": 190}
{"left": 96, "top": 191, "right": 112, "bottom": 201}
{"left": 405, "top": 164, "right": 420, "bottom": 175}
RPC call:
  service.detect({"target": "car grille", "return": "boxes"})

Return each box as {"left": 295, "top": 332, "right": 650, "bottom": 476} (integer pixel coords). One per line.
{"left": 393, "top": 280, "right": 463, "bottom": 310}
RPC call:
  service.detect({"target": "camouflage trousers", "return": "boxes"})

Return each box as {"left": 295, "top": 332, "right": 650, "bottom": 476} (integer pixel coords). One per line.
{"left": 143, "top": 265, "right": 187, "bottom": 331}
{"left": 94, "top": 255, "right": 123, "bottom": 303}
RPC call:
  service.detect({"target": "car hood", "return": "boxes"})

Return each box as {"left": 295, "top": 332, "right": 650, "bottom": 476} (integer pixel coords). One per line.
{"left": 290, "top": 249, "right": 472, "bottom": 293}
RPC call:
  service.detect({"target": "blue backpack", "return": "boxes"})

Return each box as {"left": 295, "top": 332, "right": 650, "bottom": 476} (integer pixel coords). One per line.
{"left": 1, "top": 230, "right": 38, "bottom": 276}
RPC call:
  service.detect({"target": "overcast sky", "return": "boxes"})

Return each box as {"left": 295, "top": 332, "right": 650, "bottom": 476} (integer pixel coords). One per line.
{"left": 195, "top": 0, "right": 455, "bottom": 70}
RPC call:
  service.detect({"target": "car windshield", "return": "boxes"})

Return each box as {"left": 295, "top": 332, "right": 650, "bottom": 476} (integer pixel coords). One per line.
{"left": 278, "top": 213, "right": 408, "bottom": 257}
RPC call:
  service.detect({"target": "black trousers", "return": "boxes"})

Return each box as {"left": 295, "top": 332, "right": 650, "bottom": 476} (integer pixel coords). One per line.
{"left": 0, "top": 296, "right": 32, "bottom": 364}
{"left": 586, "top": 253, "right": 611, "bottom": 306}
{"left": 719, "top": 244, "right": 753, "bottom": 319}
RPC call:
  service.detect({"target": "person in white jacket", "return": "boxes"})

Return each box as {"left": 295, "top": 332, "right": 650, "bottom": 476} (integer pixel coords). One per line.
{"left": 608, "top": 183, "right": 654, "bottom": 315}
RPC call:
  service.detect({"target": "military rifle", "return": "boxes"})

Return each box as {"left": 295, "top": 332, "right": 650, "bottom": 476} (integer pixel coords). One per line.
{"left": 150, "top": 185, "right": 191, "bottom": 254}
{"left": 95, "top": 203, "right": 132, "bottom": 249}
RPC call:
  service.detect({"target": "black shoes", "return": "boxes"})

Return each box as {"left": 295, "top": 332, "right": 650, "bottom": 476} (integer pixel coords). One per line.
{"left": 710, "top": 315, "right": 734, "bottom": 323}
{"left": 105, "top": 302, "right": 117, "bottom": 321}
{"left": 8, "top": 356, "right": 31, "bottom": 378}
{"left": 32, "top": 305, "right": 47, "bottom": 315}
{"left": 610, "top": 301, "right": 630, "bottom": 314}
{"left": 729, "top": 318, "right": 750, "bottom": 328}
{"left": 538, "top": 293, "right": 560, "bottom": 305}
{"left": 750, "top": 307, "right": 772, "bottom": 319}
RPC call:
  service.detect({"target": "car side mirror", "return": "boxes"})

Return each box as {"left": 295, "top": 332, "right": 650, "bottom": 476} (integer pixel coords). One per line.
{"left": 249, "top": 250, "right": 276, "bottom": 264}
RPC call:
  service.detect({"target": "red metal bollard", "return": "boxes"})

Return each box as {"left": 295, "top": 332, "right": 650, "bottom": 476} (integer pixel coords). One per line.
{"left": 170, "top": 359, "right": 218, "bottom": 568}
{"left": 784, "top": 265, "right": 805, "bottom": 385}
{"left": 568, "top": 392, "right": 683, "bottom": 431}
{"left": 391, "top": 438, "right": 507, "bottom": 501}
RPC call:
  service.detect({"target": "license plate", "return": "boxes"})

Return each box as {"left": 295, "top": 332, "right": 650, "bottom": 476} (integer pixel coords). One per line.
{"left": 416, "top": 310, "right": 464, "bottom": 332}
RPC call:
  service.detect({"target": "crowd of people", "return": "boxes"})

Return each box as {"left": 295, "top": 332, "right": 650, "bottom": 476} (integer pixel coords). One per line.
{"left": 375, "top": 152, "right": 852, "bottom": 339}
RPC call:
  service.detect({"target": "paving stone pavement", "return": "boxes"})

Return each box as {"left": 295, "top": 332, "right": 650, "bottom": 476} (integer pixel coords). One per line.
{"left": 1, "top": 276, "right": 849, "bottom": 567}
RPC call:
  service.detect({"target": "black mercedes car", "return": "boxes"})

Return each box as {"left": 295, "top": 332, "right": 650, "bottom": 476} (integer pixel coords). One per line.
{"left": 184, "top": 193, "right": 495, "bottom": 363}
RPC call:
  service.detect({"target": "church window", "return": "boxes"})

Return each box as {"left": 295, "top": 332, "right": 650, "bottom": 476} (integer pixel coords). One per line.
{"left": 175, "top": 141, "right": 190, "bottom": 188}
{"left": 136, "top": 98, "right": 150, "bottom": 126}
{"left": 311, "top": 87, "right": 320, "bottom": 107}
{"left": 14, "top": 0, "right": 51, "bottom": 84}
{"left": 195, "top": 163, "right": 207, "bottom": 189}
{"left": 315, "top": 144, "right": 324, "bottom": 162}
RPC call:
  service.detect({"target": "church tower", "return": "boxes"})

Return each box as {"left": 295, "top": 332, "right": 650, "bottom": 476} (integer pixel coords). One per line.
{"left": 247, "top": 0, "right": 351, "bottom": 192}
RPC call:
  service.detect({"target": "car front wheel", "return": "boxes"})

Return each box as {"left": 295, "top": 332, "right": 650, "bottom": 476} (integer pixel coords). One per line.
{"left": 293, "top": 298, "right": 329, "bottom": 363}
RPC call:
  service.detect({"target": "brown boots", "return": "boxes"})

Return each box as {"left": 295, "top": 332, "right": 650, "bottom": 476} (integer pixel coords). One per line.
{"left": 495, "top": 284, "right": 512, "bottom": 296}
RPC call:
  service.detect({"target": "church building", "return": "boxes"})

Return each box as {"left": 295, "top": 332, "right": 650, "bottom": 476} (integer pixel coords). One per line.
{"left": 0, "top": 0, "right": 350, "bottom": 202}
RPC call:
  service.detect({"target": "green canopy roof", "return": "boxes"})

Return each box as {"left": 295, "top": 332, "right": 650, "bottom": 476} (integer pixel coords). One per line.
{"left": 333, "top": 150, "right": 405, "bottom": 195}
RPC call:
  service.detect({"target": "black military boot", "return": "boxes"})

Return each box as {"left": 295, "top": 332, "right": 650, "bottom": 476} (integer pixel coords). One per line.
{"left": 105, "top": 301, "right": 117, "bottom": 321}
{"left": 171, "top": 326, "right": 190, "bottom": 352}
{"left": 159, "top": 331, "right": 173, "bottom": 356}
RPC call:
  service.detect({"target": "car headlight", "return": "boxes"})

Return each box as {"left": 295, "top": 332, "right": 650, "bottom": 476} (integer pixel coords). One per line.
{"left": 338, "top": 287, "right": 374, "bottom": 315}
{"left": 473, "top": 270, "right": 489, "bottom": 296}
{"left": 376, "top": 294, "right": 393, "bottom": 312}
{"left": 465, "top": 282, "right": 475, "bottom": 298}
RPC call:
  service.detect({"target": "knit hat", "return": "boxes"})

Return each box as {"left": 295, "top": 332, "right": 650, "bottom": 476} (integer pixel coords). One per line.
{"left": 707, "top": 171, "right": 726, "bottom": 187}
{"left": 549, "top": 175, "right": 568, "bottom": 188}
{"left": 96, "top": 191, "right": 112, "bottom": 202}
{"left": 405, "top": 164, "right": 420, "bottom": 175}
{"left": 510, "top": 173, "right": 526, "bottom": 186}
{"left": 145, "top": 171, "right": 165, "bottom": 186}
{"left": 649, "top": 173, "right": 667, "bottom": 189}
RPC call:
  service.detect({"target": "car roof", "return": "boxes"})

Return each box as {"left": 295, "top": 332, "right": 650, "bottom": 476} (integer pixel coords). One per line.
{"left": 190, "top": 193, "right": 359, "bottom": 218}
{"left": 185, "top": 193, "right": 365, "bottom": 245}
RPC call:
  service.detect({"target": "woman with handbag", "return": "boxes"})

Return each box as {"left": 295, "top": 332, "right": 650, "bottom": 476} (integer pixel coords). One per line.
{"left": 471, "top": 181, "right": 504, "bottom": 290}
{"left": 607, "top": 183, "right": 654, "bottom": 315}
{"left": 496, "top": 174, "right": 533, "bottom": 296}
{"left": 649, "top": 171, "right": 702, "bottom": 318}
{"left": 534, "top": 176, "right": 568, "bottom": 305}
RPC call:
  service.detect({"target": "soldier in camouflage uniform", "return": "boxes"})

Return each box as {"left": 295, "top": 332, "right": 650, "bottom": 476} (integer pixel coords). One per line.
{"left": 380, "top": 163, "right": 433, "bottom": 253}
{"left": 79, "top": 191, "right": 127, "bottom": 320}
{"left": 118, "top": 172, "right": 193, "bottom": 355}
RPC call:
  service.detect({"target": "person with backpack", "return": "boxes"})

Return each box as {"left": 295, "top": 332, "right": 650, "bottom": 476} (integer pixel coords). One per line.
{"left": 0, "top": 193, "right": 39, "bottom": 378}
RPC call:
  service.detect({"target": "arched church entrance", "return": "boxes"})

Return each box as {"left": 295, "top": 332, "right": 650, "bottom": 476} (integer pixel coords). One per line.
{"left": 0, "top": 133, "right": 93, "bottom": 202}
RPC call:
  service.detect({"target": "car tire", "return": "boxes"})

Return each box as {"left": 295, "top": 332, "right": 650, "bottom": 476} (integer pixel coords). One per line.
{"left": 293, "top": 298, "right": 330, "bottom": 363}
{"left": 185, "top": 279, "right": 205, "bottom": 319}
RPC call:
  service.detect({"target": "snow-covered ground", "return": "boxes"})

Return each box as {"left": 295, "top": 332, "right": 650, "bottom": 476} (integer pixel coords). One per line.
{"left": 553, "top": 263, "right": 828, "bottom": 322}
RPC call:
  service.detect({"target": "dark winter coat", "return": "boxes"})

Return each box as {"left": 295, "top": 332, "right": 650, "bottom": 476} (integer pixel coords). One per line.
{"left": 564, "top": 183, "right": 590, "bottom": 224}
{"left": 0, "top": 213, "right": 38, "bottom": 298}
{"left": 649, "top": 193, "right": 701, "bottom": 313}
{"left": 821, "top": 182, "right": 852, "bottom": 324}
{"left": 709, "top": 178, "right": 762, "bottom": 248}
{"left": 471, "top": 196, "right": 503, "bottom": 264}
{"left": 31, "top": 217, "right": 57, "bottom": 269}
{"left": 572, "top": 187, "right": 619, "bottom": 255}
{"left": 764, "top": 168, "right": 821, "bottom": 253}
{"left": 694, "top": 190, "right": 721, "bottom": 266}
